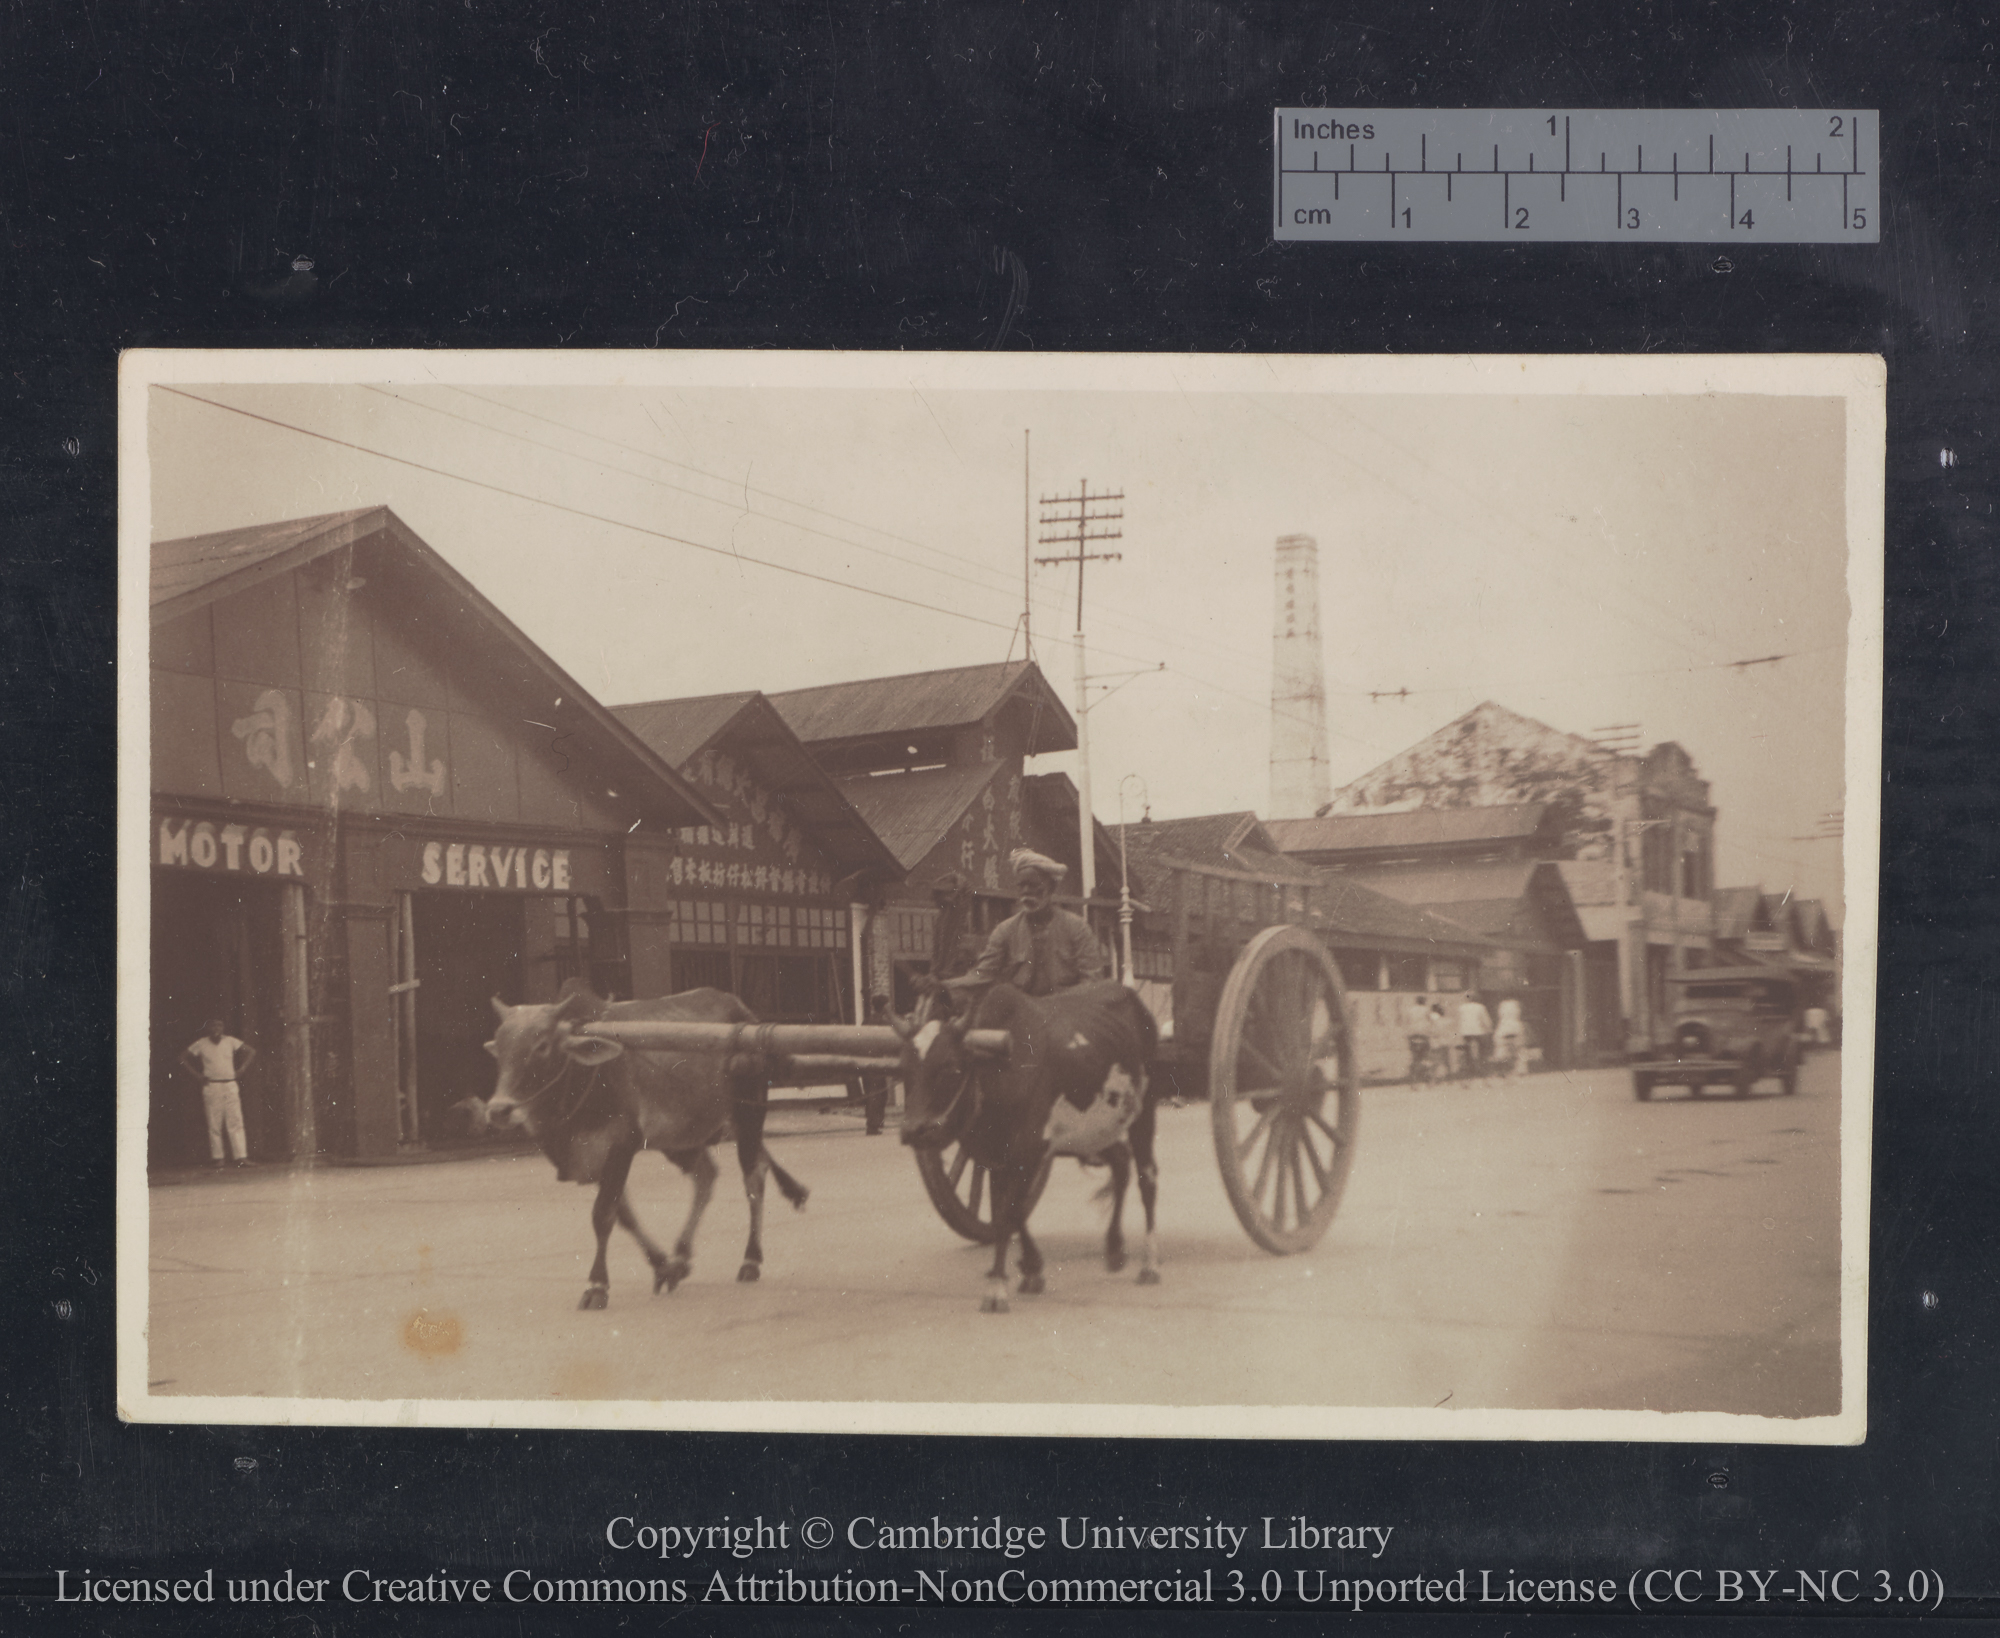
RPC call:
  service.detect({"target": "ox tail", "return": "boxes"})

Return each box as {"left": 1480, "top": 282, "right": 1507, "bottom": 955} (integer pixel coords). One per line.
{"left": 764, "top": 1148, "right": 810, "bottom": 1211}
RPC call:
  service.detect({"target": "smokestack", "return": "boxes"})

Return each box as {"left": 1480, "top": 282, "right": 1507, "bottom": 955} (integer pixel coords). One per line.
{"left": 1269, "top": 533, "right": 1331, "bottom": 818}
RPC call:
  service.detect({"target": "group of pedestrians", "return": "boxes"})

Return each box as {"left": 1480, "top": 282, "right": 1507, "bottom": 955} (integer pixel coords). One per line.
{"left": 1406, "top": 991, "right": 1529, "bottom": 1085}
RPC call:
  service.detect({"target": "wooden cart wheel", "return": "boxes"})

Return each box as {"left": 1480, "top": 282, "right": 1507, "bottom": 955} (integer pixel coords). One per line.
{"left": 1209, "top": 925, "right": 1359, "bottom": 1255}
{"left": 915, "top": 1137, "right": 1053, "bottom": 1245}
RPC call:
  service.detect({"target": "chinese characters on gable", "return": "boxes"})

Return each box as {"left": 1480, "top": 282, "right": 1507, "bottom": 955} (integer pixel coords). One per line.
{"left": 674, "top": 748, "right": 837, "bottom": 898}
{"left": 310, "top": 695, "right": 376, "bottom": 793}
{"left": 955, "top": 769, "right": 1020, "bottom": 891}
{"left": 389, "top": 707, "right": 446, "bottom": 795}
{"left": 230, "top": 690, "right": 297, "bottom": 790}
{"left": 229, "top": 694, "right": 447, "bottom": 802}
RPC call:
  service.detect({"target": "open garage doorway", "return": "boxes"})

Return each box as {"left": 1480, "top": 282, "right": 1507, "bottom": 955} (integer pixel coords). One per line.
{"left": 402, "top": 893, "right": 524, "bottom": 1147}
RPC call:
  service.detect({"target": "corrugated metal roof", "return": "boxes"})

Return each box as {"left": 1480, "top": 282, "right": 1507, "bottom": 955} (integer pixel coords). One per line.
{"left": 1121, "top": 828, "right": 1493, "bottom": 952}
{"left": 1131, "top": 811, "right": 1287, "bottom": 872}
{"left": 1266, "top": 803, "right": 1548, "bottom": 855}
{"left": 152, "top": 507, "right": 385, "bottom": 610}
{"left": 768, "top": 661, "right": 1076, "bottom": 754}
{"left": 613, "top": 693, "right": 761, "bottom": 769}
{"left": 836, "top": 762, "right": 1006, "bottom": 871}
{"left": 614, "top": 692, "right": 901, "bottom": 878}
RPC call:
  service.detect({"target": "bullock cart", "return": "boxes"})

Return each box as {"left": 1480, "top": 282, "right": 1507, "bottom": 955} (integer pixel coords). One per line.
{"left": 574, "top": 854, "right": 1359, "bottom": 1258}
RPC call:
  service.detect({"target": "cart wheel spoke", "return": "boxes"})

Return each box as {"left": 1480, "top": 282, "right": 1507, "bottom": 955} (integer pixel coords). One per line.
{"left": 1305, "top": 1106, "right": 1349, "bottom": 1153}
{"left": 1234, "top": 1103, "right": 1277, "bottom": 1161}
{"left": 1288, "top": 1128, "right": 1320, "bottom": 1208}
{"left": 1237, "top": 1038, "right": 1288, "bottom": 1086}
{"left": 915, "top": 1142, "right": 1050, "bottom": 1245}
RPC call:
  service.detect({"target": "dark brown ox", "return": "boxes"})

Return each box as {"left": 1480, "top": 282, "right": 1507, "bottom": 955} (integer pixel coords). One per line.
{"left": 894, "top": 979, "right": 1160, "bottom": 1312}
{"left": 466, "top": 981, "right": 807, "bottom": 1310}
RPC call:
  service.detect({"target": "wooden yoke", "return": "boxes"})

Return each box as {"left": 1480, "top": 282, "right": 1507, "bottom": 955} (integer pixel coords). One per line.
{"left": 577, "top": 1019, "right": 1011, "bottom": 1061}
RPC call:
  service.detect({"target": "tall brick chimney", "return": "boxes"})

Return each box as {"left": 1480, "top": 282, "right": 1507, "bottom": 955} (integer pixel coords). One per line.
{"left": 1269, "top": 533, "right": 1331, "bottom": 818}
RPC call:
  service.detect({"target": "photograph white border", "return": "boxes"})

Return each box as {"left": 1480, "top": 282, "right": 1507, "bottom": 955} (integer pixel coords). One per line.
{"left": 117, "top": 349, "right": 1883, "bottom": 1441}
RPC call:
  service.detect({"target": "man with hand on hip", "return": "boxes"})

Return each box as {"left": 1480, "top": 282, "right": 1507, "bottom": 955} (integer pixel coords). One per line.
{"left": 182, "top": 1019, "right": 256, "bottom": 1169}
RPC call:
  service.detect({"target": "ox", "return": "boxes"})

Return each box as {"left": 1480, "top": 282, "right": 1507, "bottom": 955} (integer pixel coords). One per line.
{"left": 465, "top": 981, "right": 808, "bottom": 1310}
{"left": 894, "top": 979, "right": 1160, "bottom": 1312}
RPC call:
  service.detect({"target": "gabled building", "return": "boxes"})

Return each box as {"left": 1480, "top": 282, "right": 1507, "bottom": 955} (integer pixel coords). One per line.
{"left": 150, "top": 508, "right": 718, "bottom": 1166}
{"left": 768, "top": 661, "right": 1120, "bottom": 1005}
{"left": 1322, "top": 700, "right": 1717, "bottom": 1045}
{"left": 1264, "top": 803, "right": 1566, "bottom": 869}
{"left": 611, "top": 691, "right": 903, "bottom": 1023}
{"left": 1121, "top": 812, "right": 1498, "bottom": 1083}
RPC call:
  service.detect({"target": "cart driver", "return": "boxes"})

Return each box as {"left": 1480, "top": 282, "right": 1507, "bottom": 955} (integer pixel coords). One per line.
{"left": 939, "top": 848, "right": 1108, "bottom": 1001}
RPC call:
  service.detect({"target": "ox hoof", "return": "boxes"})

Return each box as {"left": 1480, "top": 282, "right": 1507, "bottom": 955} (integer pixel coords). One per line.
{"left": 1018, "top": 1273, "right": 1045, "bottom": 1296}
{"left": 980, "top": 1288, "right": 1011, "bottom": 1315}
{"left": 578, "top": 1287, "right": 609, "bottom": 1311}
{"left": 1105, "top": 1248, "right": 1127, "bottom": 1274}
{"left": 736, "top": 1262, "right": 761, "bottom": 1284}
{"left": 1136, "top": 1267, "right": 1161, "bottom": 1286}
{"left": 654, "top": 1258, "right": 691, "bottom": 1295}
{"left": 790, "top": 1188, "right": 811, "bottom": 1213}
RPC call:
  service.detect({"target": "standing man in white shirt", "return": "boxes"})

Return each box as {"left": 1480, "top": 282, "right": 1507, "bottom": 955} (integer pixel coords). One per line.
{"left": 181, "top": 1019, "right": 256, "bottom": 1168}
{"left": 1494, "top": 996, "right": 1528, "bottom": 1078}
{"left": 1457, "top": 992, "right": 1495, "bottom": 1081}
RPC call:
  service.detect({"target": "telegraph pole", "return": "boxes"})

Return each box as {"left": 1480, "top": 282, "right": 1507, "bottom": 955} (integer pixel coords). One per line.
{"left": 1036, "top": 478, "right": 1123, "bottom": 905}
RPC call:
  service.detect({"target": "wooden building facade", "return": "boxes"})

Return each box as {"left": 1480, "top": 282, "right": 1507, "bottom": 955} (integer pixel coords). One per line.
{"left": 146, "top": 508, "right": 895, "bottom": 1169}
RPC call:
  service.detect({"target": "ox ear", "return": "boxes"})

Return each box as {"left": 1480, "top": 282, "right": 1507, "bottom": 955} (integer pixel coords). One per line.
{"left": 490, "top": 995, "right": 511, "bottom": 1022}
{"left": 561, "top": 1034, "right": 624, "bottom": 1066}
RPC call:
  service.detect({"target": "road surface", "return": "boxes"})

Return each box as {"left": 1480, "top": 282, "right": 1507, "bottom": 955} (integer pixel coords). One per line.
{"left": 143, "top": 1055, "right": 1843, "bottom": 1419}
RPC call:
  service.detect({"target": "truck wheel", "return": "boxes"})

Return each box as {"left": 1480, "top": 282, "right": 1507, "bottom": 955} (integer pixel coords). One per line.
{"left": 1632, "top": 1073, "right": 1654, "bottom": 1102}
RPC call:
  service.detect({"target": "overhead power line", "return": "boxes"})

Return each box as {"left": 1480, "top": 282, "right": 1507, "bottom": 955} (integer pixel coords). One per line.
{"left": 159, "top": 388, "right": 1033, "bottom": 641}
{"left": 439, "top": 385, "right": 1281, "bottom": 679}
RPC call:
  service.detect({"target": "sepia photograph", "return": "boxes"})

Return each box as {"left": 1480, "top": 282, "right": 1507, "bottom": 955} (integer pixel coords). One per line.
{"left": 118, "top": 349, "right": 1880, "bottom": 1440}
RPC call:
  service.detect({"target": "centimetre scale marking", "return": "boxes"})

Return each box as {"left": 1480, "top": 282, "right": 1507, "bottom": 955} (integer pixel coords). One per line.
{"left": 1273, "top": 109, "right": 1879, "bottom": 243}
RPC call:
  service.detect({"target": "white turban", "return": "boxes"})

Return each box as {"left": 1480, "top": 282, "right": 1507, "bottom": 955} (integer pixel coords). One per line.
{"left": 1009, "top": 847, "right": 1067, "bottom": 884}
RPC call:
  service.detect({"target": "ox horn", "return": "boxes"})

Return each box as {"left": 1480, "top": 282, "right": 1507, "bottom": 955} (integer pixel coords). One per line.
{"left": 886, "top": 1008, "right": 917, "bottom": 1041}
{"left": 490, "top": 995, "right": 510, "bottom": 1021}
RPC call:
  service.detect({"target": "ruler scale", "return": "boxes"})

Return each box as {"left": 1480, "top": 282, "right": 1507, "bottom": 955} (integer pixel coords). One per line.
{"left": 1274, "top": 109, "right": 1879, "bottom": 243}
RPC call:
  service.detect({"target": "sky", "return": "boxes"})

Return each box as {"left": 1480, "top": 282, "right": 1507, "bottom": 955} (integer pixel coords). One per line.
{"left": 141, "top": 355, "right": 1867, "bottom": 916}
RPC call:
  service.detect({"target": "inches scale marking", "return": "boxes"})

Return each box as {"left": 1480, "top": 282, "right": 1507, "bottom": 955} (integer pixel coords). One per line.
{"left": 1273, "top": 110, "right": 1879, "bottom": 243}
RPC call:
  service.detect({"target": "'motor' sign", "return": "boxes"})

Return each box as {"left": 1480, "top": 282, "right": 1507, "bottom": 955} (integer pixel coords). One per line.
{"left": 158, "top": 817, "right": 306, "bottom": 877}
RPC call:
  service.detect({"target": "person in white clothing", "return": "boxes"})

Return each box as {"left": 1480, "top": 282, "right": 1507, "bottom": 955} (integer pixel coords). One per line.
{"left": 182, "top": 1019, "right": 256, "bottom": 1167}
{"left": 1493, "top": 996, "right": 1527, "bottom": 1078}
{"left": 1456, "top": 993, "right": 1495, "bottom": 1080}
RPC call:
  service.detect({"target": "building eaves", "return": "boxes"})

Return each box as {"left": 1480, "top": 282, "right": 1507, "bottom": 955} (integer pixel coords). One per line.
{"left": 767, "top": 661, "right": 1076, "bottom": 755}
{"left": 836, "top": 761, "right": 1007, "bottom": 873}
{"left": 152, "top": 507, "right": 719, "bottom": 831}
{"left": 614, "top": 692, "right": 902, "bottom": 879}
{"left": 1266, "top": 803, "right": 1549, "bottom": 855}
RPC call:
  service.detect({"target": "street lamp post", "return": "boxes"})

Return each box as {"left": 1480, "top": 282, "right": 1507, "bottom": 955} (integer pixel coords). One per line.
{"left": 1118, "top": 774, "right": 1148, "bottom": 987}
